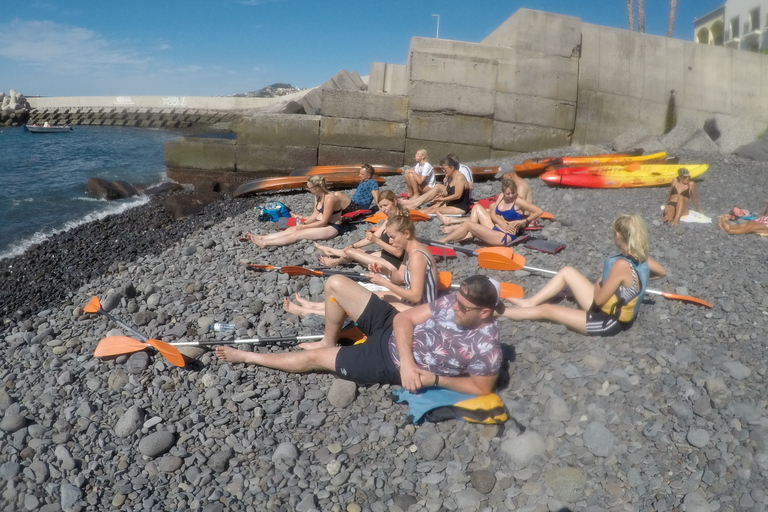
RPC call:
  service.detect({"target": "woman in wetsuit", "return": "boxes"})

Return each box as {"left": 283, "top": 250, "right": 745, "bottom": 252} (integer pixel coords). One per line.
{"left": 314, "top": 190, "right": 406, "bottom": 272}
{"left": 284, "top": 214, "right": 439, "bottom": 317}
{"left": 662, "top": 168, "right": 701, "bottom": 224}
{"left": 247, "top": 175, "right": 346, "bottom": 248}
{"left": 422, "top": 156, "right": 471, "bottom": 216}
{"left": 501, "top": 213, "right": 666, "bottom": 336}
{"left": 436, "top": 179, "right": 542, "bottom": 246}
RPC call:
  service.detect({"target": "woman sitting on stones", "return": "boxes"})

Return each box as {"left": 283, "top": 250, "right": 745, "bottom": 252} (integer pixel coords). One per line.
{"left": 420, "top": 157, "right": 471, "bottom": 216}
{"left": 662, "top": 168, "right": 701, "bottom": 224}
{"left": 436, "top": 179, "right": 542, "bottom": 246}
{"left": 314, "top": 190, "right": 406, "bottom": 272}
{"left": 247, "top": 176, "right": 346, "bottom": 248}
{"left": 500, "top": 213, "right": 666, "bottom": 336}
{"left": 285, "top": 214, "right": 439, "bottom": 323}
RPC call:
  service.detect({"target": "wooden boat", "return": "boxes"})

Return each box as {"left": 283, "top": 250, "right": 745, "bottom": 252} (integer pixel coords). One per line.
{"left": 513, "top": 149, "right": 646, "bottom": 177}
{"left": 23, "top": 124, "right": 73, "bottom": 133}
{"left": 290, "top": 164, "right": 401, "bottom": 177}
{"left": 234, "top": 173, "right": 386, "bottom": 198}
{"left": 539, "top": 163, "right": 708, "bottom": 189}
{"left": 433, "top": 166, "right": 499, "bottom": 181}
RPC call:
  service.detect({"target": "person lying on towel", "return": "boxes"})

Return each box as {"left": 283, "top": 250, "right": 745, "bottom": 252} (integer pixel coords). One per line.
{"left": 215, "top": 275, "right": 505, "bottom": 395}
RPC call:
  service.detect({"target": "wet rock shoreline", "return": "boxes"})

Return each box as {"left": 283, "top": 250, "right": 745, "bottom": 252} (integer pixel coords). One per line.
{"left": 1, "top": 148, "right": 768, "bottom": 511}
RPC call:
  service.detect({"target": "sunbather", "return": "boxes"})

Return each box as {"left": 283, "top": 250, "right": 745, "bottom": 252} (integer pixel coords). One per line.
{"left": 718, "top": 204, "right": 768, "bottom": 234}
{"left": 662, "top": 168, "right": 701, "bottom": 224}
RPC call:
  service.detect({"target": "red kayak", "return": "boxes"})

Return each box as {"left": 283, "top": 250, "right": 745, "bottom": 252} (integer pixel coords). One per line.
{"left": 513, "top": 149, "right": 645, "bottom": 177}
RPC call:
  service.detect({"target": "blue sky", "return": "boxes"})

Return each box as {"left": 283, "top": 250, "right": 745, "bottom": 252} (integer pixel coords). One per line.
{"left": 0, "top": 0, "right": 725, "bottom": 97}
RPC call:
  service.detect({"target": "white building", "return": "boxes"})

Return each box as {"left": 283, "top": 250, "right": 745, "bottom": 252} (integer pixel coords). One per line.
{"left": 694, "top": 0, "right": 768, "bottom": 51}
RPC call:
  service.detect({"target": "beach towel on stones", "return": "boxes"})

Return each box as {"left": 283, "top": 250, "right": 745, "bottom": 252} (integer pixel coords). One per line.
{"left": 391, "top": 388, "right": 508, "bottom": 425}
{"left": 524, "top": 237, "right": 566, "bottom": 254}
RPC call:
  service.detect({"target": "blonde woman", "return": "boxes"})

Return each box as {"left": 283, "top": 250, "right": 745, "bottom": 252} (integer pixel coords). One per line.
{"left": 247, "top": 176, "right": 345, "bottom": 248}
{"left": 314, "top": 190, "right": 406, "bottom": 272}
{"left": 502, "top": 214, "right": 665, "bottom": 336}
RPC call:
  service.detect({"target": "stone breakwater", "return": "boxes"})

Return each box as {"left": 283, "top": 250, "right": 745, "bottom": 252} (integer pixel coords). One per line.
{"left": 1, "top": 148, "right": 768, "bottom": 511}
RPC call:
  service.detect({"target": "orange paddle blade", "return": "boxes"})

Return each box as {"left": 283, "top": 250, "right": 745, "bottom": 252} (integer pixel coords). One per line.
{"left": 438, "top": 271, "right": 452, "bottom": 291}
{"left": 499, "top": 283, "right": 524, "bottom": 299}
{"left": 280, "top": 266, "right": 322, "bottom": 276}
{"left": 84, "top": 296, "right": 102, "bottom": 314}
{"left": 645, "top": 290, "right": 713, "bottom": 308}
{"left": 94, "top": 336, "right": 148, "bottom": 357}
{"left": 240, "top": 262, "right": 277, "bottom": 271}
{"left": 476, "top": 247, "right": 515, "bottom": 259}
{"left": 364, "top": 212, "right": 387, "bottom": 224}
{"left": 540, "top": 212, "right": 555, "bottom": 220}
{"left": 147, "top": 339, "right": 186, "bottom": 367}
{"left": 408, "top": 209, "right": 431, "bottom": 222}
{"left": 477, "top": 252, "right": 526, "bottom": 271}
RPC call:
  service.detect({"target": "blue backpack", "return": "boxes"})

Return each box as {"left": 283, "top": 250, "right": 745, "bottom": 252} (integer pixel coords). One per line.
{"left": 258, "top": 201, "right": 291, "bottom": 222}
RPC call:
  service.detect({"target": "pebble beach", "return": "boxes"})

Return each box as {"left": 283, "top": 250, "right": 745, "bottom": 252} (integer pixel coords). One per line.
{"left": 2, "top": 147, "right": 768, "bottom": 512}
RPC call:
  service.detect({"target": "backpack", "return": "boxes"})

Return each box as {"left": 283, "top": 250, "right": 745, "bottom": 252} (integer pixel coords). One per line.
{"left": 258, "top": 201, "right": 290, "bottom": 222}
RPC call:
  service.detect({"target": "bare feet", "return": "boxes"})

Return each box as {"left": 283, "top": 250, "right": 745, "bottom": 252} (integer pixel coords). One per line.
{"left": 440, "top": 225, "right": 458, "bottom": 234}
{"left": 283, "top": 297, "right": 310, "bottom": 318}
{"left": 246, "top": 231, "right": 259, "bottom": 244}
{"left": 718, "top": 216, "right": 731, "bottom": 232}
{"left": 314, "top": 242, "right": 336, "bottom": 256}
{"left": 320, "top": 256, "right": 341, "bottom": 266}
{"left": 293, "top": 293, "right": 322, "bottom": 309}
{"left": 436, "top": 212, "right": 450, "bottom": 225}
{"left": 214, "top": 346, "right": 250, "bottom": 363}
{"left": 298, "top": 338, "right": 335, "bottom": 350}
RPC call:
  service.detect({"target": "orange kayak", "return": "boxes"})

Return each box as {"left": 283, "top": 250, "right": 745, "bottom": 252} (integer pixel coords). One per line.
{"left": 291, "top": 165, "right": 401, "bottom": 177}
{"left": 234, "top": 173, "right": 385, "bottom": 198}
{"left": 540, "top": 164, "right": 708, "bottom": 188}
{"left": 514, "top": 149, "right": 646, "bottom": 177}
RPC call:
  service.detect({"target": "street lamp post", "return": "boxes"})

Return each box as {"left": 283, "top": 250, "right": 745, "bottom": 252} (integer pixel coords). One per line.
{"left": 432, "top": 14, "right": 440, "bottom": 39}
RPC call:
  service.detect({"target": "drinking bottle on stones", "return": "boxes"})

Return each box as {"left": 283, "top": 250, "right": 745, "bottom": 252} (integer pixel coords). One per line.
{"left": 209, "top": 323, "right": 236, "bottom": 333}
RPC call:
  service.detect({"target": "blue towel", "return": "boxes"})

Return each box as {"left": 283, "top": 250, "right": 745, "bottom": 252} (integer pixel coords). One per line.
{"left": 392, "top": 387, "right": 508, "bottom": 424}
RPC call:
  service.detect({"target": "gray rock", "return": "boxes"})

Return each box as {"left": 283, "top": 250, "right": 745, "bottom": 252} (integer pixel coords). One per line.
{"left": 0, "top": 462, "right": 21, "bottom": 481}
{"left": 209, "top": 446, "right": 233, "bottom": 472}
{"left": 544, "top": 395, "right": 571, "bottom": 422}
{"left": 722, "top": 361, "right": 751, "bottom": 380}
{"left": 583, "top": 422, "right": 614, "bottom": 457}
{"left": 687, "top": 427, "right": 710, "bottom": 448}
{"left": 296, "top": 494, "right": 317, "bottom": 512}
{"left": 393, "top": 494, "right": 418, "bottom": 510}
{"left": 417, "top": 433, "right": 445, "bottom": 461}
{"left": 125, "top": 351, "right": 150, "bottom": 374}
{"left": 272, "top": 442, "right": 299, "bottom": 463}
{"left": 327, "top": 379, "right": 357, "bottom": 408}
{"left": 107, "top": 369, "right": 130, "bottom": 391}
{"left": 470, "top": 469, "right": 496, "bottom": 494}
{"left": 544, "top": 467, "right": 587, "bottom": 503}
{"left": 114, "top": 405, "right": 144, "bottom": 438}
{"left": 0, "top": 404, "right": 26, "bottom": 433}
{"left": 157, "top": 455, "right": 183, "bottom": 472}
{"left": 454, "top": 488, "right": 484, "bottom": 510}
{"left": 138, "top": 431, "right": 175, "bottom": 458}
{"left": 101, "top": 292, "right": 122, "bottom": 312}
{"left": 501, "top": 431, "right": 545, "bottom": 465}
{"left": 705, "top": 378, "right": 732, "bottom": 409}
{"left": 682, "top": 491, "right": 712, "bottom": 512}
{"left": 60, "top": 483, "right": 82, "bottom": 512}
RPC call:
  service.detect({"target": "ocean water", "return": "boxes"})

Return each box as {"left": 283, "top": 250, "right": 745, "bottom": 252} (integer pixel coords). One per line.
{"left": 0, "top": 125, "right": 181, "bottom": 260}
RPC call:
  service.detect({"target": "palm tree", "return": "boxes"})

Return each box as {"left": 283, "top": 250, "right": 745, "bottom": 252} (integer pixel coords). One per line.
{"left": 626, "top": 0, "right": 635, "bottom": 31}
{"left": 667, "top": 0, "right": 677, "bottom": 37}
{"left": 638, "top": 0, "right": 645, "bottom": 32}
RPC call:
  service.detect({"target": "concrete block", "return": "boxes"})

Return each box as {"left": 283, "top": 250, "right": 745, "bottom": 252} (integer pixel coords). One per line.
{"left": 490, "top": 149, "right": 524, "bottom": 160}
{"left": 303, "top": 89, "right": 323, "bottom": 114}
{"left": 681, "top": 129, "right": 720, "bottom": 152}
{"left": 404, "top": 139, "right": 490, "bottom": 164}
{"left": 664, "top": 38, "right": 686, "bottom": 98}
{"left": 482, "top": 8, "right": 581, "bottom": 59}
{"left": 330, "top": 70, "right": 363, "bottom": 91}
{"left": 321, "top": 90, "right": 408, "bottom": 122}
{"left": 576, "top": 24, "right": 600, "bottom": 95}
{"left": 496, "top": 51, "right": 578, "bottom": 101}
{"left": 597, "top": 27, "right": 631, "bottom": 97}
{"left": 320, "top": 117, "right": 406, "bottom": 151}
{"left": 407, "top": 112, "right": 493, "bottom": 147}
{"left": 164, "top": 138, "right": 236, "bottom": 171}
{"left": 408, "top": 82, "right": 495, "bottom": 117}
{"left": 409, "top": 43, "right": 497, "bottom": 90}
{"left": 369, "top": 62, "right": 386, "bottom": 93}
{"left": 611, "top": 125, "right": 654, "bottom": 152}
{"left": 709, "top": 113, "right": 768, "bottom": 153}
{"left": 385, "top": 64, "right": 408, "bottom": 95}
{"left": 682, "top": 43, "right": 705, "bottom": 111}
{"left": 731, "top": 50, "right": 762, "bottom": 117}
{"left": 236, "top": 114, "right": 320, "bottom": 146}
{"left": 659, "top": 116, "right": 701, "bottom": 149}
{"left": 492, "top": 121, "right": 571, "bottom": 152}
{"left": 236, "top": 144, "right": 318, "bottom": 173}
{"left": 636, "top": 99, "right": 669, "bottom": 135}
{"left": 494, "top": 92, "right": 576, "bottom": 130}
{"left": 318, "top": 145, "right": 404, "bottom": 167}
{"left": 634, "top": 135, "right": 666, "bottom": 154}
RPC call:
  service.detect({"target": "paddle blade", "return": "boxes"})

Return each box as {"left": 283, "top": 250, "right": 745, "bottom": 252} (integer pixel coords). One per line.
{"left": 240, "top": 262, "right": 277, "bottom": 271}
{"left": 280, "top": 266, "right": 322, "bottom": 277}
{"left": 499, "top": 283, "right": 524, "bottom": 299}
{"left": 438, "top": 271, "right": 452, "bottom": 291}
{"left": 147, "top": 339, "right": 186, "bottom": 367}
{"left": 408, "top": 209, "right": 431, "bottom": 222}
{"left": 476, "top": 247, "right": 515, "bottom": 259}
{"left": 540, "top": 212, "right": 555, "bottom": 220}
{"left": 364, "top": 212, "right": 387, "bottom": 224}
{"left": 84, "top": 296, "right": 102, "bottom": 314}
{"left": 659, "top": 291, "right": 713, "bottom": 308}
{"left": 94, "top": 336, "right": 148, "bottom": 357}
{"left": 478, "top": 252, "right": 526, "bottom": 271}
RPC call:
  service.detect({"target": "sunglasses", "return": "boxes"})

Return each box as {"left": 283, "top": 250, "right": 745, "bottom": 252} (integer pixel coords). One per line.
{"left": 456, "top": 297, "right": 485, "bottom": 313}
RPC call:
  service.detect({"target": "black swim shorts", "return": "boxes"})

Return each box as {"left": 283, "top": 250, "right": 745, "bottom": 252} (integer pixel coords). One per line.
{"left": 335, "top": 294, "right": 401, "bottom": 385}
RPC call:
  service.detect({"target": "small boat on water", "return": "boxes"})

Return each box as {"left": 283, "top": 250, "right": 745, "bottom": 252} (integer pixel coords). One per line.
{"left": 23, "top": 124, "right": 73, "bottom": 133}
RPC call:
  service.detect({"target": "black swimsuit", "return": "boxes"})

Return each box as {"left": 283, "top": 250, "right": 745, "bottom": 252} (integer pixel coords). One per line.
{"left": 317, "top": 195, "right": 345, "bottom": 233}
{"left": 445, "top": 180, "right": 470, "bottom": 214}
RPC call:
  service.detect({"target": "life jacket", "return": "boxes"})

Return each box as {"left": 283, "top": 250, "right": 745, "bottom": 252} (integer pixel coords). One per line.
{"left": 599, "top": 254, "right": 649, "bottom": 323}
{"left": 392, "top": 387, "right": 509, "bottom": 425}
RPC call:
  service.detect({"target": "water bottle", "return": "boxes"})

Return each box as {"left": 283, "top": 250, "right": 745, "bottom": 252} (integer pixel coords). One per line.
{"left": 209, "top": 323, "right": 236, "bottom": 333}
